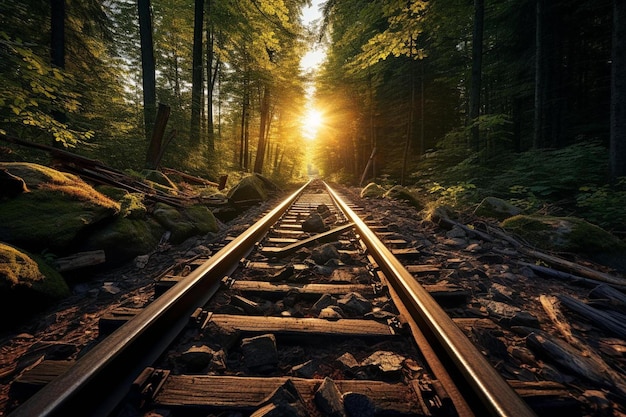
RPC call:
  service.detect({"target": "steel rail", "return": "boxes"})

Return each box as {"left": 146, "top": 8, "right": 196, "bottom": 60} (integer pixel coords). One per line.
{"left": 9, "top": 181, "right": 310, "bottom": 417}
{"left": 325, "top": 182, "right": 537, "bottom": 417}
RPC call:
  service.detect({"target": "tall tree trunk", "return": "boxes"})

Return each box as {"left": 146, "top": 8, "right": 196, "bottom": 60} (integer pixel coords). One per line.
{"left": 205, "top": 0, "right": 217, "bottom": 151}
{"left": 401, "top": 49, "right": 416, "bottom": 186}
{"left": 533, "top": 0, "right": 545, "bottom": 148}
{"left": 138, "top": 0, "right": 156, "bottom": 142}
{"left": 469, "top": 0, "right": 484, "bottom": 153}
{"left": 190, "top": 0, "right": 204, "bottom": 143}
{"left": 50, "top": 0, "right": 66, "bottom": 146}
{"left": 254, "top": 85, "right": 271, "bottom": 174}
{"left": 611, "top": 0, "right": 626, "bottom": 180}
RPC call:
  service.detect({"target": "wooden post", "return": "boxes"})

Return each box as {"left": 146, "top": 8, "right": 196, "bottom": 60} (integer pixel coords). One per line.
{"left": 359, "top": 147, "right": 377, "bottom": 186}
{"left": 145, "top": 103, "right": 171, "bottom": 170}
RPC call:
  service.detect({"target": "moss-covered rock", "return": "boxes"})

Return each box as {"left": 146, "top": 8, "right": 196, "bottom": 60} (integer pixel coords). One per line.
{"left": 474, "top": 197, "right": 523, "bottom": 220}
{"left": 120, "top": 193, "right": 147, "bottom": 219}
{"left": 360, "top": 183, "right": 385, "bottom": 199}
{"left": 501, "top": 215, "right": 626, "bottom": 258}
{"left": 84, "top": 217, "right": 164, "bottom": 262}
{"left": 383, "top": 185, "right": 424, "bottom": 210}
{"left": 152, "top": 203, "right": 197, "bottom": 243}
{"left": 227, "top": 174, "right": 278, "bottom": 205}
{"left": 0, "top": 163, "right": 119, "bottom": 251}
{"left": 0, "top": 242, "right": 69, "bottom": 329}
{"left": 185, "top": 205, "right": 219, "bottom": 234}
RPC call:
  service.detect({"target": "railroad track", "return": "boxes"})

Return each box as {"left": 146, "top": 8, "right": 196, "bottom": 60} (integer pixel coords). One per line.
{"left": 8, "top": 179, "right": 539, "bottom": 417}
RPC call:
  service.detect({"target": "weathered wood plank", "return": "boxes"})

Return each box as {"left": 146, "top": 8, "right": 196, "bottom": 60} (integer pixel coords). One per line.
{"left": 209, "top": 314, "right": 394, "bottom": 337}
{"left": 153, "top": 375, "right": 421, "bottom": 414}
{"left": 230, "top": 280, "right": 374, "bottom": 297}
{"left": 261, "top": 223, "right": 354, "bottom": 257}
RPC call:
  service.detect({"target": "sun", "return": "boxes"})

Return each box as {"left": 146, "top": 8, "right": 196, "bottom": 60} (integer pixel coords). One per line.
{"left": 302, "top": 108, "right": 323, "bottom": 140}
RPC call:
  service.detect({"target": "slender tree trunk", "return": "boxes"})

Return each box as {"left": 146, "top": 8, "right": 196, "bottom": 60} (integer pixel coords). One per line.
{"left": 138, "top": 0, "right": 156, "bottom": 142}
{"left": 50, "top": 0, "right": 66, "bottom": 146}
{"left": 469, "top": 0, "right": 484, "bottom": 153}
{"left": 611, "top": 0, "right": 626, "bottom": 180}
{"left": 254, "top": 85, "right": 270, "bottom": 174}
{"left": 401, "top": 54, "right": 416, "bottom": 186}
{"left": 205, "top": 0, "right": 216, "bottom": 151}
{"left": 190, "top": 0, "right": 204, "bottom": 143}
{"left": 51, "top": 0, "right": 65, "bottom": 73}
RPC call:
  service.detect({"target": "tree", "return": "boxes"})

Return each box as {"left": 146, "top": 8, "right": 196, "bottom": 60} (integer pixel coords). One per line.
{"left": 138, "top": 0, "right": 156, "bottom": 142}
{"left": 190, "top": 0, "right": 204, "bottom": 143}
{"left": 469, "top": 0, "right": 483, "bottom": 152}
{"left": 611, "top": 0, "right": 626, "bottom": 180}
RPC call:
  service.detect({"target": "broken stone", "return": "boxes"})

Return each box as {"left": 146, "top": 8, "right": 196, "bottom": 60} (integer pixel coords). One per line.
{"left": 254, "top": 379, "right": 310, "bottom": 417}
{"left": 302, "top": 212, "right": 326, "bottom": 233}
{"left": 314, "top": 377, "right": 346, "bottom": 417}
{"left": 343, "top": 392, "right": 375, "bottom": 417}
{"left": 316, "top": 204, "right": 332, "bottom": 219}
{"left": 312, "top": 294, "right": 337, "bottom": 313}
{"left": 311, "top": 243, "right": 340, "bottom": 265}
{"left": 361, "top": 351, "right": 405, "bottom": 376}
{"left": 241, "top": 334, "right": 278, "bottom": 369}
{"left": 336, "top": 352, "right": 360, "bottom": 371}
{"left": 180, "top": 345, "right": 214, "bottom": 371}
{"left": 337, "top": 292, "right": 372, "bottom": 315}
{"left": 319, "top": 306, "right": 344, "bottom": 320}
{"left": 101, "top": 282, "right": 121, "bottom": 295}
{"left": 269, "top": 264, "right": 295, "bottom": 282}
{"left": 445, "top": 225, "right": 466, "bottom": 239}
{"left": 329, "top": 269, "right": 355, "bottom": 283}
{"left": 291, "top": 360, "right": 318, "bottom": 378}
{"left": 489, "top": 283, "right": 515, "bottom": 303}
{"left": 202, "top": 321, "right": 240, "bottom": 351}
{"left": 134, "top": 254, "right": 150, "bottom": 268}
{"left": 483, "top": 300, "right": 539, "bottom": 327}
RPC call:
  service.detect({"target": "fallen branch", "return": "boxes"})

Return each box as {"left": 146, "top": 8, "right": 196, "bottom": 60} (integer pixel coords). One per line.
{"left": 486, "top": 224, "right": 626, "bottom": 287}
{"left": 261, "top": 223, "right": 355, "bottom": 257}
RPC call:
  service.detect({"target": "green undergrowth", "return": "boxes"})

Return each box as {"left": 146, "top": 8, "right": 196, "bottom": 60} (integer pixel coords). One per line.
{"left": 407, "top": 141, "right": 625, "bottom": 234}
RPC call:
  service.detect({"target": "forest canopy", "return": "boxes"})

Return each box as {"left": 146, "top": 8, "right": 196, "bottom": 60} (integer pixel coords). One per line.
{"left": 0, "top": 0, "right": 625, "bottom": 232}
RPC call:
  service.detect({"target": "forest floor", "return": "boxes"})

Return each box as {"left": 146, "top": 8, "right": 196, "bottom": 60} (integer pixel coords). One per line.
{"left": 1, "top": 185, "right": 625, "bottom": 416}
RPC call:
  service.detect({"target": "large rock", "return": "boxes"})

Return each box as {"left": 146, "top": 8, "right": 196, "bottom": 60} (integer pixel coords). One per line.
{"left": 0, "top": 243, "right": 70, "bottom": 329}
{"left": 227, "top": 174, "right": 279, "bottom": 205}
{"left": 474, "top": 196, "right": 522, "bottom": 220}
{"left": 152, "top": 203, "right": 218, "bottom": 244}
{"left": 360, "top": 183, "right": 385, "bottom": 199}
{"left": 84, "top": 217, "right": 163, "bottom": 262}
{"left": 0, "top": 163, "right": 119, "bottom": 251}
{"left": 383, "top": 185, "right": 423, "bottom": 210}
{"left": 502, "top": 215, "right": 626, "bottom": 269}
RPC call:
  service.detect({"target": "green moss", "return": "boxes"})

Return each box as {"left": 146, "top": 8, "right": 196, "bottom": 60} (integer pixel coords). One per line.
{"left": 502, "top": 215, "right": 626, "bottom": 255}
{"left": 96, "top": 185, "right": 129, "bottom": 201}
{"left": 0, "top": 243, "right": 69, "bottom": 299}
{"left": 383, "top": 185, "right": 424, "bottom": 210}
{"left": 0, "top": 162, "right": 74, "bottom": 186}
{"left": 152, "top": 203, "right": 196, "bottom": 243}
{"left": 185, "top": 205, "right": 218, "bottom": 234}
{"left": 85, "top": 216, "right": 163, "bottom": 261}
{"left": 0, "top": 163, "right": 120, "bottom": 250}
{"left": 360, "top": 182, "right": 385, "bottom": 199}
{"left": 0, "top": 242, "right": 43, "bottom": 288}
{"left": 120, "top": 193, "right": 147, "bottom": 219}
{"left": 0, "top": 189, "right": 118, "bottom": 249}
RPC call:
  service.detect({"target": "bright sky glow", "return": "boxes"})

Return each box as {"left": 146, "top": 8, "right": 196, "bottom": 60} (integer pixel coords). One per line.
{"left": 300, "top": 47, "right": 326, "bottom": 71}
{"left": 302, "top": 107, "right": 323, "bottom": 140}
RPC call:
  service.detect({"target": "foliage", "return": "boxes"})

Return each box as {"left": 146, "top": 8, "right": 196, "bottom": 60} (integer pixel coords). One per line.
{"left": 576, "top": 178, "right": 626, "bottom": 231}
{"left": 0, "top": 33, "right": 93, "bottom": 146}
{"left": 428, "top": 181, "right": 477, "bottom": 208}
